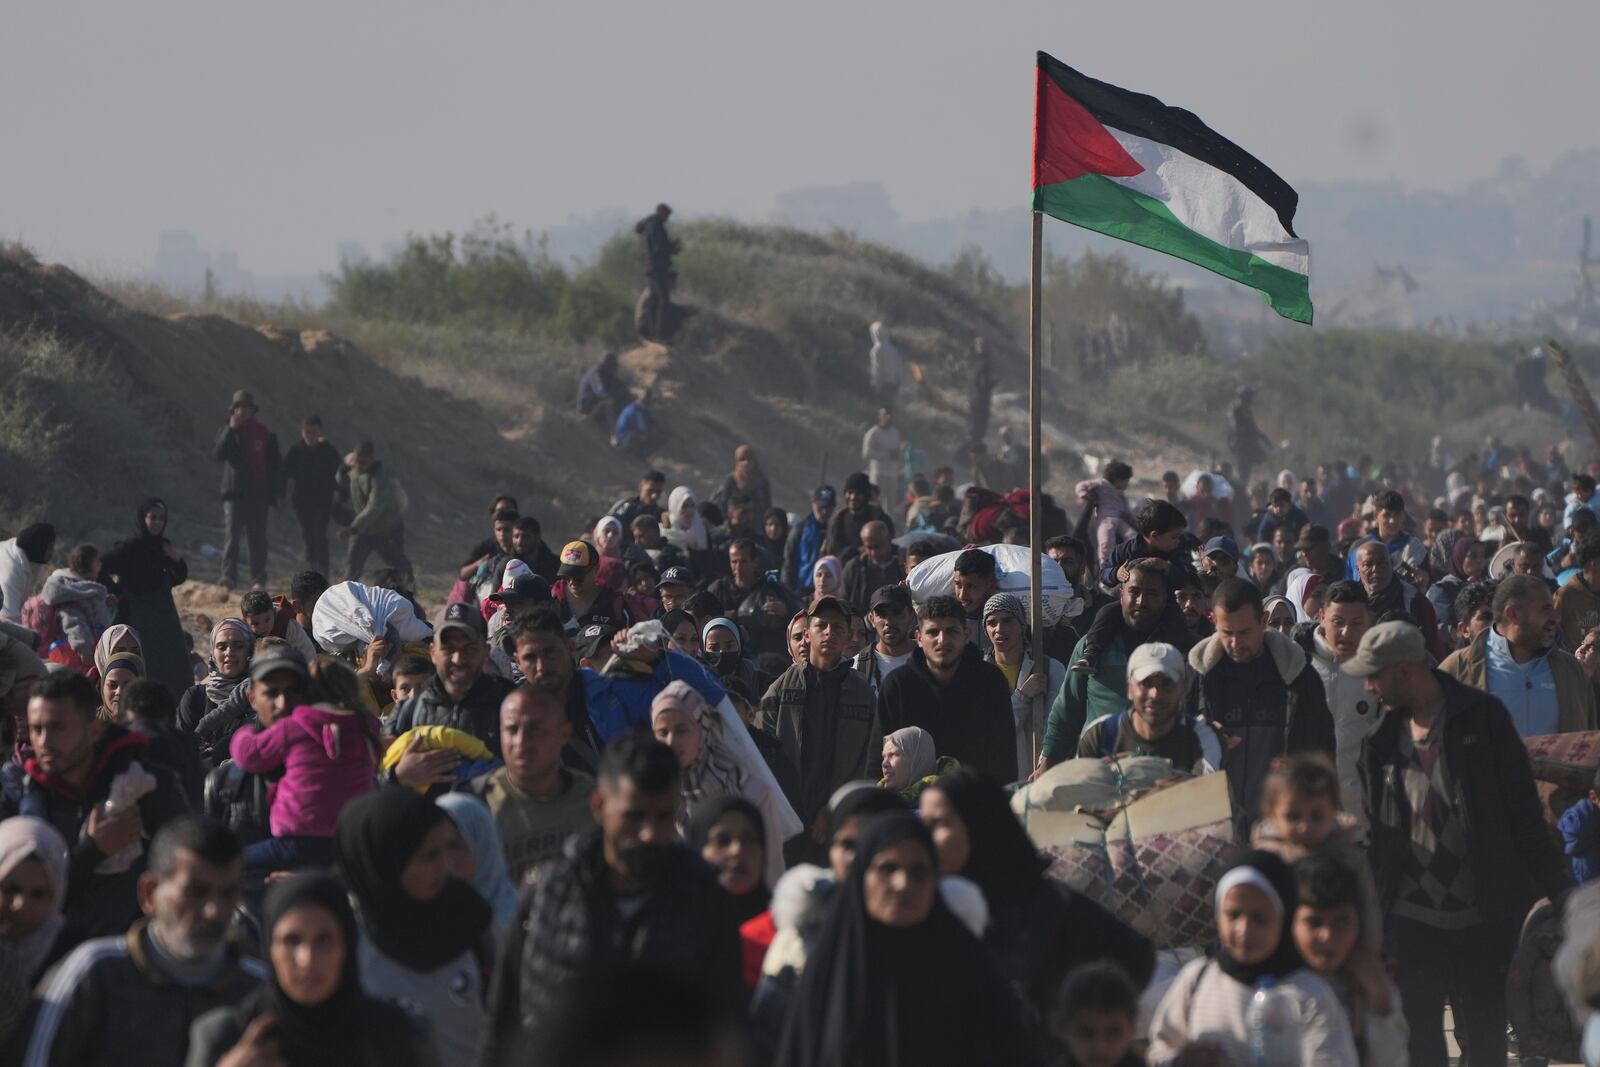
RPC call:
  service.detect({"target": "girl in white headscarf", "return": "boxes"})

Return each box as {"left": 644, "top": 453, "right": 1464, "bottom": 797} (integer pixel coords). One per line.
{"left": 664, "top": 486, "right": 710, "bottom": 552}
{"left": 812, "top": 556, "right": 843, "bottom": 599}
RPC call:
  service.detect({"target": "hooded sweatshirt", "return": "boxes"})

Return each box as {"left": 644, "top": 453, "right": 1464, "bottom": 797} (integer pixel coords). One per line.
{"left": 1185, "top": 628, "right": 1336, "bottom": 832}
{"left": 228, "top": 703, "right": 382, "bottom": 838}
{"left": 1307, "top": 628, "right": 1384, "bottom": 840}
{"left": 878, "top": 644, "right": 1018, "bottom": 784}
{"left": 40, "top": 568, "right": 112, "bottom": 661}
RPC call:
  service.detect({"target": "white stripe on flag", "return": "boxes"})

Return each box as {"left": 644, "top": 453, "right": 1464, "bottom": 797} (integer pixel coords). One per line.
{"left": 1103, "top": 126, "right": 1311, "bottom": 276}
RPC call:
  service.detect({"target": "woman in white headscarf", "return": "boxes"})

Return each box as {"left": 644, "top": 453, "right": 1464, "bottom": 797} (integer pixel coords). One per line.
{"left": 664, "top": 486, "right": 710, "bottom": 552}
{"left": 877, "top": 726, "right": 949, "bottom": 803}
{"left": 650, "top": 680, "right": 796, "bottom": 885}
{"left": 1282, "top": 567, "right": 1325, "bottom": 625}
{"left": 591, "top": 516, "right": 625, "bottom": 561}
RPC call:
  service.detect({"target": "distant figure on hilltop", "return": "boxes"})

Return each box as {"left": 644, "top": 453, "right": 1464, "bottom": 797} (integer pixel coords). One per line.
{"left": 336, "top": 440, "right": 413, "bottom": 588}
{"left": 968, "top": 336, "right": 995, "bottom": 448}
{"left": 868, "top": 321, "right": 901, "bottom": 404}
{"left": 213, "top": 388, "right": 281, "bottom": 591}
{"left": 576, "top": 350, "right": 630, "bottom": 426}
{"left": 282, "top": 413, "right": 342, "bottom": 576}
{"left": 1228, "top": 385, "right": 1273, "bottom": 486}
{"left": 635, "top": 203, "right": 683, "bottom": 342}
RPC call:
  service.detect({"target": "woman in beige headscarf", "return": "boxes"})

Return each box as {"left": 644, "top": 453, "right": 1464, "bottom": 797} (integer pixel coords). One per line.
{"left": 650, "top": 680, "right": 798, "bottom": 885}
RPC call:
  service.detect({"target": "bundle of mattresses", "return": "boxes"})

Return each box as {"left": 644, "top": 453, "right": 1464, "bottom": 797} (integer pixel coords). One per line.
{"left": 1012, "top": 757, "right": 1236, "bottom": 949}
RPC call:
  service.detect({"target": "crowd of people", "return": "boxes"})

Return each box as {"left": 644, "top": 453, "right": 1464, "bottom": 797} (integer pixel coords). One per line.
{"left": 3, "top": 377, "right": 1600, "bottom": 1066}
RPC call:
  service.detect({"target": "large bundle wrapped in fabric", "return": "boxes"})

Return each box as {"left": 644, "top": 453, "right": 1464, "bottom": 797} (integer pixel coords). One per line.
{"left": 1014, "top": 759, "right": 1236, "bottom": 948}
{"left": 312, "top": 581, "right": 434, "bottom": 651}
{"left": 907, "top": 543, "right": 1084, "bottom": 626}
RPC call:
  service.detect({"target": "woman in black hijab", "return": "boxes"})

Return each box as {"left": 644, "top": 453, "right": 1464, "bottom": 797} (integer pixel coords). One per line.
{"left": 918, "top": 767, "right": 1154, "bottom": 1052}
{"left": 100, "top": 498, "right": 191, "bottom": 699}
{"left": 773, "top": 810, "right": 1039, "bottom": 1067}
{"left": 185, "top": 873, "right": 435, "bottom": 1067}
{"left": 687, "top": 794, "right": 770, "bottom": 927}
{"left": 336, "top": 788, "right": 492, "bottom": 1067}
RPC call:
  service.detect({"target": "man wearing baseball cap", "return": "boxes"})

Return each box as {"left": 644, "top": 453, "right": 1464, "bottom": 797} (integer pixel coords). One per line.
{"left": 852, "top": 584, "right": 917, "bottom": 695}
{"left": 1076, "top": 642, "right": 1219, "bottom": 773}
{"left": 1349, "top": 619, "right": 1568, "bottom": 1067}
{"left": 758, "top": 594, "right": 881, "bottom": 863}
{"left": 387, "top": 602, "right": 515, "bottom": 787}
{"left": 554, "top": 540, "right": 632, "bottom": 635}
{"left": 213, "top": 387, "right": 282, "bottom": 591}
{"left": 1294, "top": 523, "right": 1344, "bottom": 583}
{"left": 654, "top": 565, "right": 696, "bottom": 615}
{"left": 1200, "top": 536, "right": 1240, "bottom": 583}
{"left": 782, "top": 486, "right": 836, "bottom": 594}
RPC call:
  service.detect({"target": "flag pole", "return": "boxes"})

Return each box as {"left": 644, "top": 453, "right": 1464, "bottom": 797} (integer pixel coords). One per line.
{"left": 1028, "top": 208, "right": 1045, "bottom": 770}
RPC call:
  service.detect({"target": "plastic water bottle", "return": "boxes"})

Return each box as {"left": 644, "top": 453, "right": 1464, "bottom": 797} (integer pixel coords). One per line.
{"left": 1247, "top": 976, "right": 1300, "bottom": 1066}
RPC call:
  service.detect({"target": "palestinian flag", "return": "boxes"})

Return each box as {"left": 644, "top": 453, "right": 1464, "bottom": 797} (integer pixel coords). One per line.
{"left": 1033, "top": 52, "right": 1313, "bottom": 324}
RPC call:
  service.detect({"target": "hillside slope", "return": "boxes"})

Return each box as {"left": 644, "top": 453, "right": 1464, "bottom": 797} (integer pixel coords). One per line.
{"left": 0, "top": 247, "right": 562, "bottom": 583}
{"left": 0, "top": 229, "right": 1049, "bottom": 588}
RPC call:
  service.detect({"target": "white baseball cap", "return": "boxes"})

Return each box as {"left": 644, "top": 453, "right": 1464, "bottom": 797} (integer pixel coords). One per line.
{"left": 1126, "top": 642, "right": 1186, "bottom": 684}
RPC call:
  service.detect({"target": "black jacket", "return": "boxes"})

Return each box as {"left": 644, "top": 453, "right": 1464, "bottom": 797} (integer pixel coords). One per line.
{"left": 185, "top": 992, "right": 435, "bottom": 1067}
{"left": 178, "top": 681, "right": 254, "bottom": 768}
{"left": 1183, "top": 629, "right": 1335, "bottom": 833}
{"left": 1359, "top": 671, "right": 1569, "bottom": 922}
{"left": 990, "top": 878, "right": 1154, "bottom": 1049}
{"left": 203, "top": 761, "right": 272, "bottom": 848}
{"left": 480, "top": 830, "right": 744, "bottom": 1063}
{"left": 132, "top": 719, "right": 207, "bottom": 808}
{"left": 211, "top": 422, "right": 282, "bottom": 502}
{"left": 841, "top": 554, "right": 906, "bottom": 618}
{"left": 388, "top": 672, "right": 516, "bottom": 757}
{"left": 281, "top": 438, "right": 342, "bottom": 511}
{"left": 824, "top": 504, "right": 895, "bottom": 560}
{"left": 878, "top": 645, "right": 1018, "bottom": 783}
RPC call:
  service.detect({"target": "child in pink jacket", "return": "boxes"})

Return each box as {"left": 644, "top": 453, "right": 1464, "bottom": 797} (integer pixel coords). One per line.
{"left": 1075, "top": 460, "right": 1137, "bottom": 570}
{"left": 230, "top": 655, "right": 382, "bottom": 874}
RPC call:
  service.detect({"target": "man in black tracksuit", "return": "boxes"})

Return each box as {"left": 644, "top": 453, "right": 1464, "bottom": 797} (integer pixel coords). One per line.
{"left": 878, "top": 595, "right": 1017, "bottom": 784}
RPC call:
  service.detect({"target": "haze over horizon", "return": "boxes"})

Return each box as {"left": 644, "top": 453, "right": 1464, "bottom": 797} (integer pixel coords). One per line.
{"left": 5, "top": 0, "right": 1597, "bottom": 283}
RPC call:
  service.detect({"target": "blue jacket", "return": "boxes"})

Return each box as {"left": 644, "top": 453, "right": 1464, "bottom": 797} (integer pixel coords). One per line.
{"left": 783, "top": 513, "right": 828, "bottom": 593}
{"left": 1560, "top": 797, "right": 1600, "bottom": 885}
{"left": 581, "top": 651, "right": 726, "bottom": 742}
{"left": 614, "top": 402, "right": 652, "bottom": 447}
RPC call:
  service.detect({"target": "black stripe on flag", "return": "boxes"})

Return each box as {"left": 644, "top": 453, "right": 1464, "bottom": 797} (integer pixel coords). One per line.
{"left": 1037, "top": 51, "right": 1301, "bottom": 239}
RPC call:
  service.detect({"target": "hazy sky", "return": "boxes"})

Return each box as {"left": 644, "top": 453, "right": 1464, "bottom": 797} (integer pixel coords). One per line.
{"left": 5, "top": 0, "right": 1596, "bottom": 277}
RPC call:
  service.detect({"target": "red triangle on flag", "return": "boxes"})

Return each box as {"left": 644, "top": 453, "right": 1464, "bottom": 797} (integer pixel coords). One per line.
{"left": 1034, "top": 70, "right": 1143, "bottom": 188}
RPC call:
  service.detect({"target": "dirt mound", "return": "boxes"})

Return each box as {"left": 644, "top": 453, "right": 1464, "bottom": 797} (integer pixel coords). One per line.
{"left": 0, "top": 247, "right": 557, "bottom": 591}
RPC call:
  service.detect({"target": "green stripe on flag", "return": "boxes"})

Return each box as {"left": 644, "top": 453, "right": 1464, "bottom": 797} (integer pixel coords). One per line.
{"left": 1033, "top": 175, "right": 1313, "bottom": 324}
